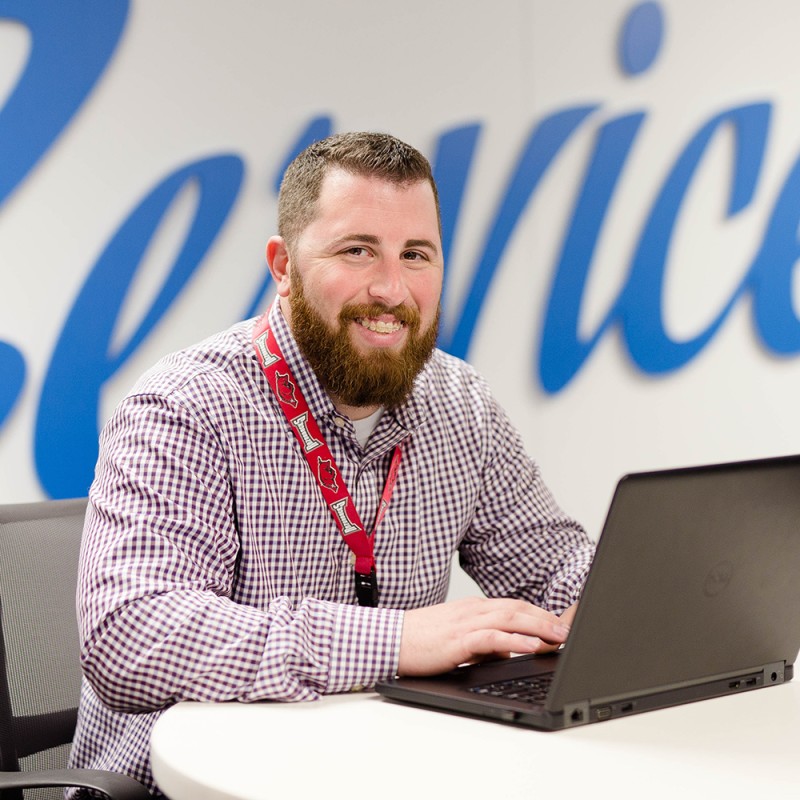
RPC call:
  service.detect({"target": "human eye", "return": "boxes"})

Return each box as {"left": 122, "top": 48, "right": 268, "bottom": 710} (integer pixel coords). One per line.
{"left": 339, "top": 243, "right": 377, "bottom": 261}
{"left": 401, "top": 239, "right": 438, "bottom": 266}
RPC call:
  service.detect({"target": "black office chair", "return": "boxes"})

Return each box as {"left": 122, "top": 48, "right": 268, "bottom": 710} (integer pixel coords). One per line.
{"left": 0, "top": 498, "right": 150, "bottom": 799}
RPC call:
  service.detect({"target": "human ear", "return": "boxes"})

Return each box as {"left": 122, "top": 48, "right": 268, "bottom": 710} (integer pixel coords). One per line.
{"left": 265, "top": 236, "right": 292, "bottom": 297}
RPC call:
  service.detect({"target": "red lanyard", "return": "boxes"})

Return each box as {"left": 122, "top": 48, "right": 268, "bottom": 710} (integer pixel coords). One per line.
{"left": 253, "top": 311, "right": 402, "bottom": 607}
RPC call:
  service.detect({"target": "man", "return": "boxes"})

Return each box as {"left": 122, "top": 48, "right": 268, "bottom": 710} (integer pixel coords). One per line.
{"left": 69, "top": 132, "right": 594, "bottom": 796}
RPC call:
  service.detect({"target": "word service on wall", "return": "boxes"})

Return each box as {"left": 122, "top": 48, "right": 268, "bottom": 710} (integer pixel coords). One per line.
{"left": 1, "top": 0, "right": 800, "bottom": 502}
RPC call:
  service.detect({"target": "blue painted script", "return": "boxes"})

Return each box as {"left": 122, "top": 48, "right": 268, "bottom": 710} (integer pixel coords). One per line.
{"left": 1, "top": 1, "right": 800, "bottom": 498}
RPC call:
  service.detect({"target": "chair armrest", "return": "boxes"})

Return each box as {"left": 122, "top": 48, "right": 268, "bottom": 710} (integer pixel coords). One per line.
{"left": 0, "top": 768, "right": 151, "bottom": 799}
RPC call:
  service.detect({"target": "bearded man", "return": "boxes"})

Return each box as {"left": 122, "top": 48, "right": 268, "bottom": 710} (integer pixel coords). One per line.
{"left": 69, "top": 132, "right": 594, "bottom": 797}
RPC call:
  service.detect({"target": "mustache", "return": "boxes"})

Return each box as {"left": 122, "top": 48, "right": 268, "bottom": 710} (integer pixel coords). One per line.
{"left": 338, "top": 303, "right": 420, "bottom": 327}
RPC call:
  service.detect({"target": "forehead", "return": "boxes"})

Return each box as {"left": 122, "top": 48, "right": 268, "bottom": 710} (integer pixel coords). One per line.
{"left": 307, "top": 168, "right": 440, "bottom": 240}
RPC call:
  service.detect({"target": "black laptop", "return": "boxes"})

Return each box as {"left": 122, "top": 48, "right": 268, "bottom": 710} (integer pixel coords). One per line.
{"left": 376, "top": 455, "right": 800, "bottom": 729}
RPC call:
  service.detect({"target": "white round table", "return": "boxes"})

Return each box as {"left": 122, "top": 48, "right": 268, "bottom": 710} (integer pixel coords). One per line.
{"left": 151, "top": 681, "right": 800, "bottom": 799}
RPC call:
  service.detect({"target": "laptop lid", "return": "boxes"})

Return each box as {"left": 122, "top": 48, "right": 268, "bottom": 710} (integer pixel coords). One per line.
{"left": 377, "top": 455, "right": 800, "bottom": 728}
{"left": 548, "top": 454, "right": 800, "bottom": 714}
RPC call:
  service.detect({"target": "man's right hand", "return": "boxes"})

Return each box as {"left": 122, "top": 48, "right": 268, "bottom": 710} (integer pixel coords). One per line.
{"left": 397, "top": 596, "right": 572, "bottom": 676}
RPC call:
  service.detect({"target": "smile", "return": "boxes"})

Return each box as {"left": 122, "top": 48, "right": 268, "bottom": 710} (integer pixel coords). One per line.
{"left": 356, "top": 317, "right": 405, "bottom": 334}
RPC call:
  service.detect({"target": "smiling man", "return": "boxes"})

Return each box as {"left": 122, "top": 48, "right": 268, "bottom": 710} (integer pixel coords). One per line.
{"left": 270, "top": 164, "right": 442, "bottom": 416}
{"left": 69, "top": 132, "right": 594, "bottom": 797}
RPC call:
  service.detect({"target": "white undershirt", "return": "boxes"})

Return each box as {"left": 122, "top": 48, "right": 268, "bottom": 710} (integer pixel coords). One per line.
{"left": 350, "top": 407, "right": 384, "bottom": 447}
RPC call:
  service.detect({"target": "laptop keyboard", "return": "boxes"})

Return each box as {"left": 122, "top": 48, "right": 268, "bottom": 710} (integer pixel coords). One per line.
{"left": 469, "top": 672, "right": 555, "bottom": 705}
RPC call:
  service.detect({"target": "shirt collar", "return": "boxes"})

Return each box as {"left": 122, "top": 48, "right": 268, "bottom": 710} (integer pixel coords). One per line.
{"left": 264, "top": 300, "right": 338, "bottom": 425}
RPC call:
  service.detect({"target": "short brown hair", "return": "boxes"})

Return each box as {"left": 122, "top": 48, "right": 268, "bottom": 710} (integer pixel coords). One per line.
{"left": 277, "top": 131, "right": 441, "bottom": 250}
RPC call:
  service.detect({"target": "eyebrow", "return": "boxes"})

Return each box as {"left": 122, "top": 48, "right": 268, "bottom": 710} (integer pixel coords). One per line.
{"left": 331, "top": 234, "right": 439, "bottom": 255}
{"left": 405, "top": 238, "right": 440, "bottom": 255}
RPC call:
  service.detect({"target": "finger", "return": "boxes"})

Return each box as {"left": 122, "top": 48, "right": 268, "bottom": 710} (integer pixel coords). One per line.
{"left": 536, "top": 606, "right": 577, "bottom": 653}
{"left": 471, "top": 605, "right": 570, "bottom": 644}
{"left": 533, "top": 639, "right": 564, "bottom": 655}
{"left": 559, "top": 602, "right": 579, "bottom": 627}
{"left": 463, "top": 629, "right": 547, "bottom": 658}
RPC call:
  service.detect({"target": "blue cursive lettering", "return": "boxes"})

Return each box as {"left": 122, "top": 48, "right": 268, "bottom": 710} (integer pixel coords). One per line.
{"left": 34, "top": 156, "right": 244, "bottom": 498}
{"left": 1, "top": 1, "right": 800, "bottom": 500}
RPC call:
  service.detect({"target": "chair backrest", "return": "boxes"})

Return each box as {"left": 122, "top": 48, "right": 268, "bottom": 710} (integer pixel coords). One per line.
{"left": 0, "top": 498, "right": 88, "bottom": 800}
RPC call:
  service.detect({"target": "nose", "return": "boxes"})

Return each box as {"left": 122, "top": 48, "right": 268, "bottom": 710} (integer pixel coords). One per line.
{"left": 367, "top": 257, "right": 409, "bottom": 307}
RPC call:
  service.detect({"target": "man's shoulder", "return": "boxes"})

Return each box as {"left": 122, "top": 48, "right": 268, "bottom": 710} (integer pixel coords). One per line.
{"left": 130, "top": 318, "right": 256, "bottom": 399}
{"left": 412, "top": 349, "right": 494, "bottom": 415}
{"left": 423, "top": 348, "right": 486, "bottom": 390}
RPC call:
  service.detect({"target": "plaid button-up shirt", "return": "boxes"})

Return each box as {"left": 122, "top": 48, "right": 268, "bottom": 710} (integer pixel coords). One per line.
{"left": 69, "top": 302, "right": 594, "bottom": 794}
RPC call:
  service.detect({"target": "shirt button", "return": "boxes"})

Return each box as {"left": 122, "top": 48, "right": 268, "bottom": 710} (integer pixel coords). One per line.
{"left": 333, "top": 416, "right": 347, "bottom": 428}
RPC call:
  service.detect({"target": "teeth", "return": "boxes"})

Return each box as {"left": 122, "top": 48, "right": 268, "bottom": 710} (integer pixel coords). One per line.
{"left": 357, "top": 318, "right": 403, "bottom": 333}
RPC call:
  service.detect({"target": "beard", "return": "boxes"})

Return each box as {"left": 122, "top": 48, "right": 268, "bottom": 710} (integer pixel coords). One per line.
{"left": 288, "top": 274, "right": 439, "bottom": 409}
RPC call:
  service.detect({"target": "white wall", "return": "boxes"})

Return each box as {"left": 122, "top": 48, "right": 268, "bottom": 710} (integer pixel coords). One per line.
{"left": 3, "top": 1, "right": 800, "bottom": 596}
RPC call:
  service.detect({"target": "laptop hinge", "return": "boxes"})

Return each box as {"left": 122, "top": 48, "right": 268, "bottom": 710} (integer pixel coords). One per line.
{"left": 563, "top": 662, "right": 787, "bottom": 728}
{"left": 586, "top": 663, "right": 787, "bottom": 708}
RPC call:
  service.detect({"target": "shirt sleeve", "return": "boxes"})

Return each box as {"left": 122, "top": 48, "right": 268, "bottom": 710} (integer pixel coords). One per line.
{"left": 77, "top": 392, "right": 403, "bottom": 713}
{"left": 457, "top": 393, "right": 595, "bottom": 614}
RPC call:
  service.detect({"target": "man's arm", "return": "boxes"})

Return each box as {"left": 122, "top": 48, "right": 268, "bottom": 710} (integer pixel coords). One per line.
{"left": 389, "top": 379, "right": 592, "bottom": 677}
{"left": 77, "top": 393, "right": 403, "bottom": 712}
{"left": 457, "top": 396, "right": 594, "bottom": 614}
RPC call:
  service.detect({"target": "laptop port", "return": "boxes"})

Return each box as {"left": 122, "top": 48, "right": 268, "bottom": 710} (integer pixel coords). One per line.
{"left": 596, "top": 706, "right": 612, "bottom": 720}
{"left": 565, "top": 701, "right": 589, "bottom": 726}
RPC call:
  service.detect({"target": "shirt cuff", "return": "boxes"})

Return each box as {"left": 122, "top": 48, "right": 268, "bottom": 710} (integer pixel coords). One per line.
{"left": 324, "top": 604, "right": 404, "bottom": 694}
{"left": 542, "top": 543, "right": 596, "bottom": 613}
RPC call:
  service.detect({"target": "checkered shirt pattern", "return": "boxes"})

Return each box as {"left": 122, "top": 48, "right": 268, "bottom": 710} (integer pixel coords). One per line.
{"left": 68, "top": 301, "right": 594, "bottom": 796}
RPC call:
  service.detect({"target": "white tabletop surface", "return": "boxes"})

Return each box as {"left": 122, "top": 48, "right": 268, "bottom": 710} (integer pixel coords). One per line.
{"left": 151, "top": 680, "right": 800, "bottom": 799}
